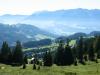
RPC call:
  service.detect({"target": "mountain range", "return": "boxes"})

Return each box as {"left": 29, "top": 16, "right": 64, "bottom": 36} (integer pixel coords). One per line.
{"left": 0, "top": 23, "right": 55, "bottom": 46}
{"left": 0, "top": 8, "right": 100, "bottom": 46}
{"left": 0, "top": 23, "right": 100, "bottom": 47}
{"left": 0, "top": 8, "right": 100, "bottom": 35}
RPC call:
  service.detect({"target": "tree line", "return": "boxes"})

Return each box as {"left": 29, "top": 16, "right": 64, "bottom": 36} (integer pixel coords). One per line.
{"left": 43, "top": 36, "right": 100, "bottom": 66}
{"left": 0, "top": 36, "right": 100, "bottom": 68}
{"left": 0, "top": 41, "right": 26, "bottom": 66}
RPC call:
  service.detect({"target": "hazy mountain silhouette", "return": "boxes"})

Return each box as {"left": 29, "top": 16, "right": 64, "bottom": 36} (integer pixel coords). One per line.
{"left": 0, "top": 23, "right": 55, "bottom": 46}
{"left": 0, "top": 8, "right": 100, "bottom": 35}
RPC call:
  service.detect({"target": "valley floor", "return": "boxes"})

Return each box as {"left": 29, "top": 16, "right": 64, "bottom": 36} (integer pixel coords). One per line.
{"left": 0, "top": 60, "right": 100, "bottom": 75}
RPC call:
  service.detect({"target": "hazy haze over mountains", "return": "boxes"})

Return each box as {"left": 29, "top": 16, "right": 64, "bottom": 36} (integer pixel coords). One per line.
{"left": 0, "top": 9, "right": 100, "bottom": 35}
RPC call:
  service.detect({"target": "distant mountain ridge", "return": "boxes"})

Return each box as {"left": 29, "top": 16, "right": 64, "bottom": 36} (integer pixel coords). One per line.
{"left": 89, "top": 31, "right": 100, "bottom": 36}
{"left": 0, "top": 23, "right": 55, "bottom": 46}
{"left": 0, "top": 8, "right": 100, "bottom": 35}
{"left": 56, "top": 31, "right": 100, "bottom": 41}
{"left": 27, "top": 9, "right": 100, "bottom": 21}
{"left": 0, "top": 23, "right": 100, "bottom": 47}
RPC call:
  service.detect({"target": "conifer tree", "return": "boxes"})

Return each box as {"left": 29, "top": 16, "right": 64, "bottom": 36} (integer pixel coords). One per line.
{"left": 0, "top": 41, "right": 12, "bottom": 64}
{"left": 47, "top": 50, "right": 53, "bottom": 66}
{"left": 72, "top": 46, "right": 78, "bottom": 66}
{"left": 77, "top": 36, "right": 84, "bottom": 64}
{"left": 83, "top": 40, "right": 88, "bottom": 61}
{"left": 63, "top": 44, "right": 74, "bottom": 65}
{"left": 33, "top": 64, "right": 36, "bottom": 70}
{"left": 12, "top": 41, "right": 23, "bottom": 65}
{"left": 88, "top": 42, "right": 95, "bottom": 61}
{"left": 54, "top": 40, "right": 64, "bottom": 66}
{"left": 22, "top": 55, "right": 28, "bottom": 69}
{"left": 43, "top": 50, "right": 53, "bottom": 66}
{"left": 24, "top": 55, "right": 28, "bottom": 64}
{"left": 22, "top": 62, "right": 26, "bottom": 69}
{"left": 94, "top": 36, "right": 100, "bottom": 58}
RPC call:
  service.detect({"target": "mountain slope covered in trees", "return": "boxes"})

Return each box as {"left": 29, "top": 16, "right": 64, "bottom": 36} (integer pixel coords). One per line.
{"left": 0, "top": 23, "right": 55, "bottom": 46}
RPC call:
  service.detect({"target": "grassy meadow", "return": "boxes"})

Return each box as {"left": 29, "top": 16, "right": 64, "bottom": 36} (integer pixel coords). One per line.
{"left": 0, "top": 60, "right": 100, "bottom": 75}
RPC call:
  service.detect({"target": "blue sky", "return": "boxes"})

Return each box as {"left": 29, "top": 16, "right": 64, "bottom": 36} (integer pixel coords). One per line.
{"left": 0, "top": 0, "right": 100, "bottom": 15}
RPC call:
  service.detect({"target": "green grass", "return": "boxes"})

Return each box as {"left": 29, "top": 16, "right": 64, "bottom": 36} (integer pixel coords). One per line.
{"left": 34, "top": 34, "right": 54, "bottom": 40}
{"left": 23, "top": 43, "right": 58, "bottom": 52}
{"left": 0, "top": 61, "right": 100, "bottom": 75}
{"left": 23, "top": 39, "right": 76, "bottom": 52}
{"left": 69, "top": 40, "right": 76, "bottom": 46}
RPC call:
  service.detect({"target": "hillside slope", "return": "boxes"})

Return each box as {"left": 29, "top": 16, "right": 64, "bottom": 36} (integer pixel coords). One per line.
{"left": 0, "top": 23, "right": 55, "bottom": 46}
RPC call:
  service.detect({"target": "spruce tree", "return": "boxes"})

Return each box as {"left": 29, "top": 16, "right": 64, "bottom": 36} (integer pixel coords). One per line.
{"left": 43, "top": 51, "right": 48, "bottom": 66}
{"left": 22, "top": 55, "right": 28, "bottom": 69}
{"left": 72, "top": 46, "right": 78, "bottom": 66}
{"left": 43, "top": 50, "right": 53, "bottom": 66}
{"left": 54, "top": 40, "right": 64, "bottom": 66}
{"left": 22, "top": 62, "right": 26, "bottom": 69}
{"left": 47, "top": 50, "right": 53, "bottom": 66}
{"left": 12, "top": 41, "right": 23, "bottom": 65}
{"left": 94, "top": 36, "right": 100, "bottom": 58}
{"left": 33, "top": 64, "right": 36, "bottom": 70}
{"left": 24, "top": 55, "right": 28, "bottom": 64}
{"left": 0, "top": 41, "right": 12, "bottom": 64}
{"left": 63, "top": 44, "right": 74, "bottom": 65}
{"left": 7, "top": 47, "right": 13, "bottom": 64}
{"left": 88, "top": 42, "right": 95, "bottom": 61}
{"left": 83, "top": 40, "right": 88, "bottom": 61}
{"left": 77, "top": 36, "right": 84, "bottom": 64}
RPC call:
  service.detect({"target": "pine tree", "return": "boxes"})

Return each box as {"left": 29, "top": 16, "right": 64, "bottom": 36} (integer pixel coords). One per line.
{"left": 0, "top": 41, "right": 12, "bottom": 64}
{"left": 77, "top": 36, "right": 84, "bottom": 64}
{"left": 83, "top": 40, "right": 88, "bottom": 61}
{"left": 12, "top": 41, "right": 23, "bottom": 65}
{"left": 94, "top": 36, "right": 100, "bottom": 58}
{"left": 54, "top": 40, "right": 64, "bottom": 66}
{"left": 22, "top": 55, "right": 28, "bottom": 69}
{"left": 43, "top": 50, "right": 53, "bottom": 66}
{"left": 72, "top": 46, "right": 78, "bottom": 66}
{"left": 63, "top": 44, "right": 74, "bottom": 65}
{"left": 37, "top": 65, "right": 40, "bottom": 70}
{"left": 22, "top": 62, "right": 26, "bottom": 69}
{"left": 7, "top": 47, "right": 13, "bottom": 64}
{"left": 48, "top": 50, "right": 53, "bottom": 66}
{"left": 43, "top": 51, "right": 48, "bottom": 66}
{"left": 88, "top": 42, "right": 95, "bottom": 61}
{"left": 33, "top": 64, "right": 36, "bottom": 70}
{"left": 24, "top": 55, "right": 28, "bottom": 64}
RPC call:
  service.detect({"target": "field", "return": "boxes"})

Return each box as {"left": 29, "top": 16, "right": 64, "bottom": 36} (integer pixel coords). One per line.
{"left": 0, "top": 60, "right": 100, "bottom": 75}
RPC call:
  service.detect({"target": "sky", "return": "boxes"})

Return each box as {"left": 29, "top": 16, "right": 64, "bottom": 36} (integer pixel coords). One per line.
{"left": 0, "top": 0, "right": 100, "bottom": 15}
